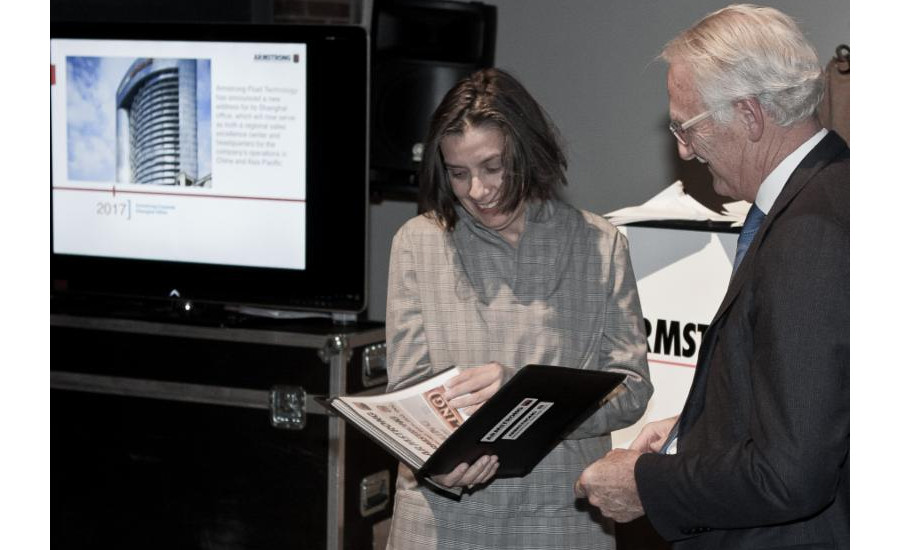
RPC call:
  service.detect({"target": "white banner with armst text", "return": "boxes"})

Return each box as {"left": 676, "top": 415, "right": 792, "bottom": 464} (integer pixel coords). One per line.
{"left": 611, "top": 224, "right": 738, "bottom": 449}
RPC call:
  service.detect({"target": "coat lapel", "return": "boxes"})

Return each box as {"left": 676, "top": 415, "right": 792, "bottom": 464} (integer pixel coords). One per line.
{"left": 707, "top": 131, "right": 848, "bottom": 328}
{"left": 677, "top": 131, "right": 849, "bottom": 436}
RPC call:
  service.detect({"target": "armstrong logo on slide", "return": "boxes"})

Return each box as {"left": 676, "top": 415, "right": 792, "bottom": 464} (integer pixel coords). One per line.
{"left": 253, "top": 53, "right": 299, "bottom": 62}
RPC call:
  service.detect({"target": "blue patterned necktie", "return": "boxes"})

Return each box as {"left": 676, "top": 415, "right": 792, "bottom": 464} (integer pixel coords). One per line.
{"left": 733, "top": 203, "right": 766, "bottom": 273}
{"left": 661, "top": 205, "right": 767, "bottom": 455}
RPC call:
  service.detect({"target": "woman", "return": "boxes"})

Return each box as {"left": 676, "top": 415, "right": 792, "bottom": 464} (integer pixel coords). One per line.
{"left": 385, "top": 68, "right": 652, "bottom": 550}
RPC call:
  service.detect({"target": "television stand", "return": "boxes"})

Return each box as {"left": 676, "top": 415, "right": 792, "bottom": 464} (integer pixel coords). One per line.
{"left": 228, "top": 304, "right": 358, "bottom": 325}
{"left": 51, "top": 293, "right": 367, "bottom": 329}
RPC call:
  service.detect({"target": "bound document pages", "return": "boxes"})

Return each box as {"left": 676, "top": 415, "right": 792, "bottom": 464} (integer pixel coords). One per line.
{"left": 325, "top": 364, "right": 625, "bottom": 478}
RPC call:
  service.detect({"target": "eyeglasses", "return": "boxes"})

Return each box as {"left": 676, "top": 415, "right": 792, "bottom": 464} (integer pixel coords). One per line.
{"left": 668, "top": 109, "right": 714, "bottom": 147}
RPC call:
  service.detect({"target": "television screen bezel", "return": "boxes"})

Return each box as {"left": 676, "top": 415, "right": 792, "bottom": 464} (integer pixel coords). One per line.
{"left": 50, "top": 21, "right": 370, "bottom": 317}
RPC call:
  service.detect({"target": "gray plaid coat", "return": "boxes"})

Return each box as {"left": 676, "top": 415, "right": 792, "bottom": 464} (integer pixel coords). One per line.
{"left": 385, "top": 200, "right": 653, "bottom": 550}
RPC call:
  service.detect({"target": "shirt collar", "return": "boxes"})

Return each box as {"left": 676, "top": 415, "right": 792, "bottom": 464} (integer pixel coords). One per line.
{"left": 755, "top": 128, "right": 828, "bottom": 214}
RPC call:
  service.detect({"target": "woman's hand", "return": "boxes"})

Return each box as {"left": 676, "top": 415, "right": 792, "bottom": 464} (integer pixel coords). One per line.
{"left": 443, "top": 361, "right": 509, "bottom": 415}
{"left": 427, "top": 362, "right": 510, "bottom": 489}
{"left": 430, "top": 455, "right": 500, "bottom": 489}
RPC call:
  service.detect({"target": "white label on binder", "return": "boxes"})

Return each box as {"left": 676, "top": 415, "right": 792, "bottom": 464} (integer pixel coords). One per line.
{"left": 480, "top": 398, "right": 537, "bottom": 442}
{"left": 502, "top": 401, "right": 554, "bottom": 440}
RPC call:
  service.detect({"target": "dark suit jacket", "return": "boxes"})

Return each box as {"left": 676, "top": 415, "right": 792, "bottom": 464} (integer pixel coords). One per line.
{"left": 635, "top": 131, "right": 850, "bottom": 550}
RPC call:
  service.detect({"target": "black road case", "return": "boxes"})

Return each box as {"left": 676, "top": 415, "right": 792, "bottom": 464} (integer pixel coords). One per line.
{"left": 51, "top": 311, "right": 396, "bottom": 550}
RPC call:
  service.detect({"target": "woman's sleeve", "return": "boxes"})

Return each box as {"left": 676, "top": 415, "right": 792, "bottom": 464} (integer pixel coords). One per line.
{"left": 385, "top": 223, "right": 435, "bottom": 392}
{"left": 566, "top": 229, "right": 653, "bottom": 439}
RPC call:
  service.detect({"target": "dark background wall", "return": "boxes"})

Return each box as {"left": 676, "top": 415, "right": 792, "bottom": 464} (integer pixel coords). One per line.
{"left": 368, "top": 0, "right": 849, "bottom": 321}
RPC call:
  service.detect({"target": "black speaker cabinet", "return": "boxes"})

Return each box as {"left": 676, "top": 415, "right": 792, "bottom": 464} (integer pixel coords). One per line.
{"left": 51, "top": 312, "right": 395, "bottom": 550}
{"left": 370, "top": 0, "right": 497, "bottom": 200}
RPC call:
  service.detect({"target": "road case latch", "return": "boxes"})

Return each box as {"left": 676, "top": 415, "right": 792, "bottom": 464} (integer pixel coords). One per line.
{"left": 359, "top": 469, "right": 391, "bottom": 517}
{"left": 362, "top": 343, "right": 388, "bottom": 387}
{"left": 269, "top": 385, "right": 307, "bottom": 430}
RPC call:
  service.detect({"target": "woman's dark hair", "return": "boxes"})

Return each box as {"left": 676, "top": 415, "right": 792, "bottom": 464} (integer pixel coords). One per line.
{"left": 418, "top": 68, "right": 568, "bottom": 231}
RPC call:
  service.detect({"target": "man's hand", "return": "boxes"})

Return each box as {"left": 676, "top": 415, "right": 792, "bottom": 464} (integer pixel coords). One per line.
{"left": 629, "top": 415, "right": 678, "bottom": 453}
{"left": 575, "top": 448, "right": 645, "bottom": 523}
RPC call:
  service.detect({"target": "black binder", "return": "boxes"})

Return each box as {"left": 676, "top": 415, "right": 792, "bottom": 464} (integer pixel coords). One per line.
{"left": 328, "top": 364, "right": 626, "bottom": 478}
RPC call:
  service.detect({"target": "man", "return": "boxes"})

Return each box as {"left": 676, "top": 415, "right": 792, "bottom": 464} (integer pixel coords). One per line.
{"left": 575, "top": 4, "right": 849, "bottom": 549}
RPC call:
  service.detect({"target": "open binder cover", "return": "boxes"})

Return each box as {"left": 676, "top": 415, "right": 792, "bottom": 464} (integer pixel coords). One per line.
{"left": 323, "top": 364, "right": 626, "bottom": 478}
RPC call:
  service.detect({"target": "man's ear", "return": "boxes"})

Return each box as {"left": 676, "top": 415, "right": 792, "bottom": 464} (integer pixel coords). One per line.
{"left": 735, "top": 97, "right": 764, "bottom": 141}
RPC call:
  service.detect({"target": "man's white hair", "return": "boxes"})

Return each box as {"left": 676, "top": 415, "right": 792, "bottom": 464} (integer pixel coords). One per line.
{"left": 661, "top": 3, "right": 824, "bottom": 126}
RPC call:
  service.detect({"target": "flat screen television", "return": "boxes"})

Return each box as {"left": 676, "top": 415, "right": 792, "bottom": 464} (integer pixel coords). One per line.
{"left": 50, "top": 22, "right": 370, "bottom": 321}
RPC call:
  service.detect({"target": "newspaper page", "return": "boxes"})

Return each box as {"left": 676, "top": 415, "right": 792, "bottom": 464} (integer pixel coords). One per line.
{"left": 331, "top": 367, "right": 470, "bottom": 469}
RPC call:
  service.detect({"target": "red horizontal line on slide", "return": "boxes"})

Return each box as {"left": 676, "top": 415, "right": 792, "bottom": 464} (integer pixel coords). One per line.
{"left": 52, "top": 185, "right": 306, "bottom": 203}
{"left": 649, "top": 357, "right": 696, "bottom": 369}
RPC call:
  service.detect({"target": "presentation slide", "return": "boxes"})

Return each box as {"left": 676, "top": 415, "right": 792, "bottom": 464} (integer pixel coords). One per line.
{"left": 50, "top": 38, "right": 308, "bottom": 270}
